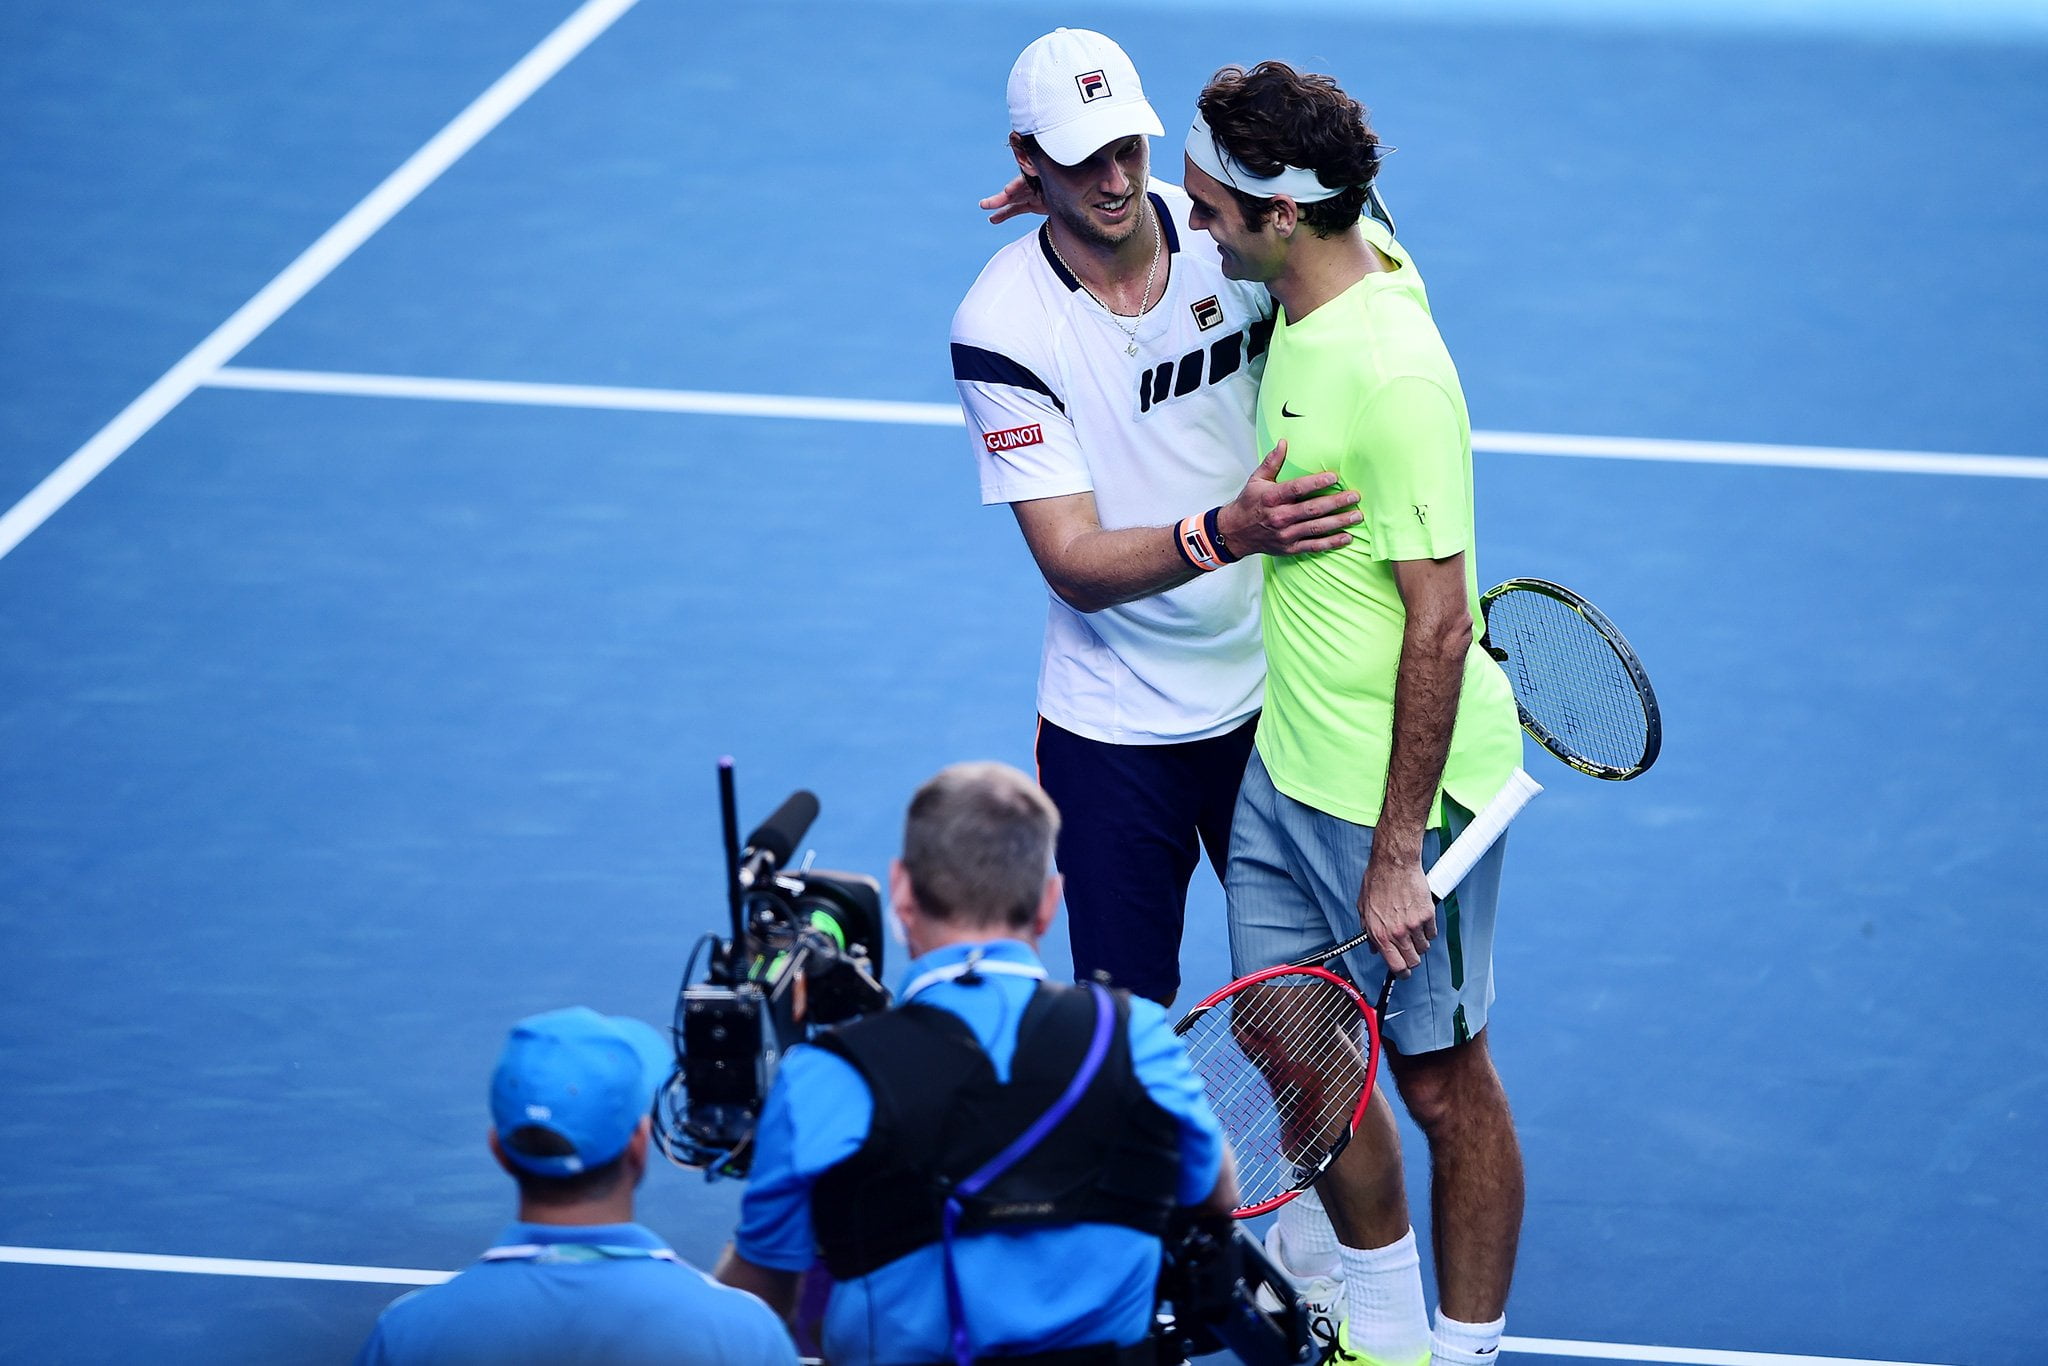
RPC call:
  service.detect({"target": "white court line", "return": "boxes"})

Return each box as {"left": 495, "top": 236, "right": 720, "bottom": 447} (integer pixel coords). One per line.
{"left": 205, "top": 364, "right": 961, "bottom": 427}
{"left": 204, "top": 365, "right": 2048, "bottom": 480}
{"left": 0, "top": 1245, "right": 1958, "bottom": 1366}
{"left": 1475, "top": 428, "right": 2048, "bottom": 479}
{"left": 1498, "top": 1335, "right": 1953, "bottom": 1366}
{"left": 0, "top": 0, "right": 641, "bottom": 565}
{"left": 0, "top": 1244, "right": 450, "bottom": 1287}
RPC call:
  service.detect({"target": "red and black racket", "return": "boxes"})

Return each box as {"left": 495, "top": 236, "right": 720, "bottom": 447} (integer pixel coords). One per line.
{"left": 1173, "top": 770, "right": 1541, "bottom": 1217}
{"left": 1173, "top": 963, "right": 1388, "bottom": 1217}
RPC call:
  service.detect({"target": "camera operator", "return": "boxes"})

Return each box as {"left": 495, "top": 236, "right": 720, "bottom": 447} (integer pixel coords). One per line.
{"left": 355, "top": 1007, "right": 798, "bottom": 1366}
{"left": 714, "top": 761, "right": 1239, "bottom": 1365}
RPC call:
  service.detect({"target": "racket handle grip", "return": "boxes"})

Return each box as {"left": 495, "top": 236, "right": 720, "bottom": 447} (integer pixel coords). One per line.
{"left": 1426, "top": 768, "right": 1542, "bottom": 900}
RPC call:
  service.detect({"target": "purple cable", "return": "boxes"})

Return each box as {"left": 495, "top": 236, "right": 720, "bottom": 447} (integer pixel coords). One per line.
{"left": 941, "top": 983, "right": 1115, "bottom": 1366}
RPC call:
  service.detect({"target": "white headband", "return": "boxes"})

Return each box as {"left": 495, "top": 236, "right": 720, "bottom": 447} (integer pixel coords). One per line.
{"left": 1183, "top": 110, "right": 1350, "bottom": 203}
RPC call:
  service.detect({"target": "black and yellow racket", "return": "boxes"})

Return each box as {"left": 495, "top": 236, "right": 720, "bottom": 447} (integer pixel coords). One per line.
{"left": 1480, "top": 577, "right": 1662, "bottom": 781}
{"left": 1179, "top": 579, "right": 1659, "bottom": 1215}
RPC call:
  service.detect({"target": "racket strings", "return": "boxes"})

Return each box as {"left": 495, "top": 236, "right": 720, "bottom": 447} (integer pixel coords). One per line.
{"left": 1487, "top": 590, "right": 1648, "bottom": 769}
{"left": 1179, "top": 974, "right": 1374, "bottom": 1207}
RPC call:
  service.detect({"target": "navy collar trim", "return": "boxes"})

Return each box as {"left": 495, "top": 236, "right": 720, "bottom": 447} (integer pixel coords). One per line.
{"left": 1037, "top": 224, "right": 1081, "bottom": 291}
{"left": 1149, "top": 191, "right": 1182, "bottom": 254}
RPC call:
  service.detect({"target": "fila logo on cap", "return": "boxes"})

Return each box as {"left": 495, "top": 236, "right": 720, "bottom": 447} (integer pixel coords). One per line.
{"left": 1075, "top": 69, "right": 1110, "bottom": 102}
{"left": 1191, "top": 296, "right": 1224, "bottom": 331}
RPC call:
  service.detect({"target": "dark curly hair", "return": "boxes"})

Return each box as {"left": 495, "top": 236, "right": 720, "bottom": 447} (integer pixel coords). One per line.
{"left": 1196, "top": 61, "right": 1384, "bottom": 237}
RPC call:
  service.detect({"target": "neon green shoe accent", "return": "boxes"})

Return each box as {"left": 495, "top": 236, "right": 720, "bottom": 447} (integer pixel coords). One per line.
{"left": 1321, "top": 1324, "right": 1431, "bottom": 1366}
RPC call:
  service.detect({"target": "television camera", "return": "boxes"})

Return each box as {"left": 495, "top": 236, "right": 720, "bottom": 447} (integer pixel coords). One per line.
{"left": 653, "top": 761, "right": 1314, "bottom": 1365}
{"left": 654, "top": 760, "right": 891, "bottom": 1178}
{"left": 1156, "top": 1214, "right": 1315, "bottom": 1366}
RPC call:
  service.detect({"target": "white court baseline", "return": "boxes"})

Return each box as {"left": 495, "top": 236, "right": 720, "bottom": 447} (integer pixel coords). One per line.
{"left": 198, "top": 365, "right": 2048, "bottom": 481}
{"left": 0, "top": 1243, "right": 1962, "bottom": 1366}
{"left": 6, "top": 354, "right": 2046, "bottom": 571}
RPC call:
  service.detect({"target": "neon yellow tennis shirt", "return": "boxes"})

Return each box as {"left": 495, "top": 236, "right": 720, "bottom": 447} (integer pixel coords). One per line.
{"left": 1253, "top": 226, "right": 1521, "bottom": 829}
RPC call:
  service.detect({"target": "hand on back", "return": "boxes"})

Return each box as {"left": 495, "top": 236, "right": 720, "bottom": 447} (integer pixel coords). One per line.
{"left": 1218, "top": 440, "right": 1362, "bottom": 558}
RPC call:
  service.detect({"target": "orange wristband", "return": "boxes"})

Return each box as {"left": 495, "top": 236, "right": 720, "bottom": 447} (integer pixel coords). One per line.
{"left": 1175, "top": 511, "right": 1228, "bottom": 573}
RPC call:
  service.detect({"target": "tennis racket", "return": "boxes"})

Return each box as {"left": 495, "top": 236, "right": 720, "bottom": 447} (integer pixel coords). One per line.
{"left": 1480, "top": 577, "right": 1662, "bottom": 781}
{"left": 1178, "top": 579, "right": 1657, "bottom": 1215}
{"left": 1174, "top": 961, "right": 1381, "bottom": 1218}
{"left": 1174, "top": 770, "right": 1542, "bottom": 1216}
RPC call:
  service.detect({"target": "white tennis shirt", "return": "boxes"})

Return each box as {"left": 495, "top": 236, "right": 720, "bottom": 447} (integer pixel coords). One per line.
{"left": 952, "top": 185, "right": 1272, "bottom": 745}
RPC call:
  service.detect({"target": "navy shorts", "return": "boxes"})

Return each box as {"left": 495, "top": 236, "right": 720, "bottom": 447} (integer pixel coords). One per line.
{"left": 1035, "top": 714, "right": 1258, "bottom": 1005}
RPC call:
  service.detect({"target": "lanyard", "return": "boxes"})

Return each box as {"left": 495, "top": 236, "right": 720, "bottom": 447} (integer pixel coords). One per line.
{"left": 900, "top": 950, "right": 1046, "bottom": 1003}
{"left": 479, "top": 1242, "right": 682, "bottom": 1265}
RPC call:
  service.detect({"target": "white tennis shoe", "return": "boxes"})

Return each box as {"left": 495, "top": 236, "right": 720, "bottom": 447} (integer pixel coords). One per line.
{"left": 1256, "top": 1223, "right": 1348, "bottom": 1359}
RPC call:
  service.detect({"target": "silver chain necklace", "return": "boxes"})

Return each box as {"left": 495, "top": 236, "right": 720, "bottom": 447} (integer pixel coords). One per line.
{"left": 1046, "top": 206, "right": 1161, "bottom": 357}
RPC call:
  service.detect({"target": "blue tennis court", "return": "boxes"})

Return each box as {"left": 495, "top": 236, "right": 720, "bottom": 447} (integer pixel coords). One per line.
{"left": 4, "top": 1, "right": 2044, "bottom": 1362}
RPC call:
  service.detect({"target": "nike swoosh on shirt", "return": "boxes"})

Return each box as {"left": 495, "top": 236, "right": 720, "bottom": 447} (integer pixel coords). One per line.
{"left": 1281, "top": 403, "right": 1305, "bottom": 417}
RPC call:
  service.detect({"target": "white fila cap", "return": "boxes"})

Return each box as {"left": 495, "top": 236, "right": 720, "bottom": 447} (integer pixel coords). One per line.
{"left": 1007, "top": 29, "right": 1165, "bottom": 167}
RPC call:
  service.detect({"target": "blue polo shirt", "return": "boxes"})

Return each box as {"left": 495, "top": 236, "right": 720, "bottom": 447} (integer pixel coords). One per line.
{"left": 355, "top": 1220, "right": 797, "bottom": 1365}
{"left": 736, "top": 939, "right": 1224, "bottom": 1366}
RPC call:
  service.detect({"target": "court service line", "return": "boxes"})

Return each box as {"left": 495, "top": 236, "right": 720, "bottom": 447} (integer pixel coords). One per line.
{"left": 205, "top": 364, "right": 963, "bottom": 428}
{"left": 0, "top": 0, "right": 641, "bottom": 565}
{"left": 0, "top": 1244, "right": 450, "bottom": 1287}
{"left": 0, "top": 1245, "right": 1957, "bottom": 1366}
{"left": 202, "top": 365, "right": 2048, "bottom": 479}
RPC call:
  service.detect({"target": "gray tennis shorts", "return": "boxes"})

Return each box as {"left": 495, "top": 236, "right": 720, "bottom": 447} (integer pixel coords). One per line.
{"left": 1225, "top": 748, "right": 1506, "bottom": 1055}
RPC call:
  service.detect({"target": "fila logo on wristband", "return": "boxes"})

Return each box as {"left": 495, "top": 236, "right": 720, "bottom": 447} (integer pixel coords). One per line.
{"left": 1175, "top": 510, "right": 1236, "bottom": 573}
{"left": 983, "top": 424, "right": 1045, "bottom": 452}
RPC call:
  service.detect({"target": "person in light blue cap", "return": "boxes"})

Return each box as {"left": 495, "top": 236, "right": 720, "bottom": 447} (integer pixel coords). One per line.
{"left": 354, "top": 1006, "right": 798, "bottom": 1366}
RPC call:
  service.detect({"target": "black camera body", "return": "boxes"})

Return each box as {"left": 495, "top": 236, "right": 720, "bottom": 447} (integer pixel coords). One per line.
{"left": 672, "top": 980, "right": 770, "bottom": 1163}
{"left": 1156, "top": 1215, "right": 1314, "bottom": 1366}
{"left": 657, "top": 772, "right": 891, "bottom": 1177}
{"left": 655, "top": 766, "right": 1308, "bottom": 1365}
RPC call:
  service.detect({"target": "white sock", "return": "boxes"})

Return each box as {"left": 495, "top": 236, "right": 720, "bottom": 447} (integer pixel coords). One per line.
{"left": 1337, "top": 1228, "right": 1430, "bottom": 1366}
{"left": 1276, "top": 1188, "right": 1342, "bottom": 1278}
{"left": 1432, "top": 1309, "right": 1507, "bottom": 1364}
